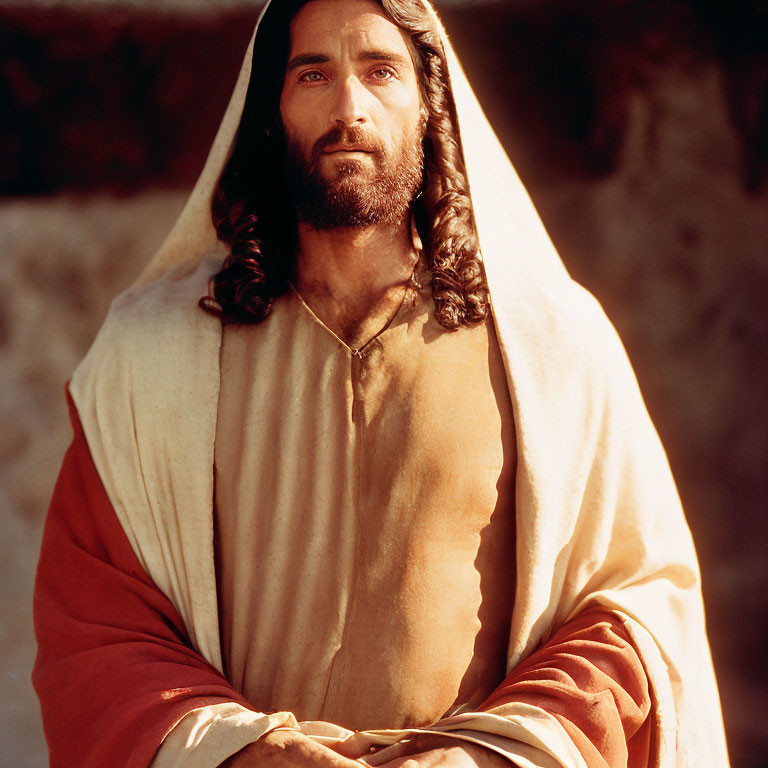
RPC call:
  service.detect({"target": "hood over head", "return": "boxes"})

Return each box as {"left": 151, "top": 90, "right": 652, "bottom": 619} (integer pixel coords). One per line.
{"left": 134, "top": 0, "right": 568, "bottom": 315}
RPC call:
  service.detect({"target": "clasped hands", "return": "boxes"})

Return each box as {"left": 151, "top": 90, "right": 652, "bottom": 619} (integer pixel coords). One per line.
{"left": 222, "top": 728, "right": 510, "bottom": 768}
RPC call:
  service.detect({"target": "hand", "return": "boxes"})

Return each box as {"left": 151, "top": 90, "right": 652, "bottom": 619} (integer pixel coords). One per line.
{"left": 220, "top": 729, "right": 367, "bottom": 768}
{"left": 359, "top": 734, "right": 510, "bottom": 768}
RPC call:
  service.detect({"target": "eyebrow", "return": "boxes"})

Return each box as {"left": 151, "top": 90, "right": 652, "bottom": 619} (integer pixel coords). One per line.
{"left": 287, "top": 53, "right": 330, "bottom": 72}
{"left": 287, "top": 49, "right": 411, "bottom": 72}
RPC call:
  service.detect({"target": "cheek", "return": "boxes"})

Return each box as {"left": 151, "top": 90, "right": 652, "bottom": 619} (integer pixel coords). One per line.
{"left": 279, "top": 94, "right": 295, "bottom": 133}
{"left": 395, "top": 105, "right": 426, "bottom": 147}
{"left": 279, "top": 89, "right": 309, "bottom": 133}
{"left": 281, "top": 90, "right": 333, "bottom": 147}
{"left": 388, "top": 88, "right": 424, "bottom": 137}
{"left": 279, "top": 102, "right": 306, "bottom": 146}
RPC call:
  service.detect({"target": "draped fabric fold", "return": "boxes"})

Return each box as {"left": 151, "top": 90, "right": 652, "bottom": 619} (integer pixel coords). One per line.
{"left": 32, "top": 392, "right": 300, "bottom": 768}
{"left": 480, "top": 608, "right": 653, "bottom": 768}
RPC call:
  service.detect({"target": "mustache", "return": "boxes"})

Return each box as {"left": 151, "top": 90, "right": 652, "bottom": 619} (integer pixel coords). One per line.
{"left": 311, "top": 125, "right": 386, "bottom": 161}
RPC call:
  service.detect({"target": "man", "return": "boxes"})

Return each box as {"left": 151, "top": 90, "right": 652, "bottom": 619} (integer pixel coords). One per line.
{"left": 32, "top": 1, "right": 729, "bottom": 767}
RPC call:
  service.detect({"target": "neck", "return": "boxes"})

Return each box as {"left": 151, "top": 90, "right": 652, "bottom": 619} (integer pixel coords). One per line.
{"left": 295, "top": 215, "right": 417, "bottom": 300}
{"left": 293, "top": 213, "right": 419, "bottom": 348}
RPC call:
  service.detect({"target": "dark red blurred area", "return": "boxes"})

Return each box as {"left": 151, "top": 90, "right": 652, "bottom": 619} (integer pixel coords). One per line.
{"left": 0, "top": 5, "right": 256, "bottom": 194}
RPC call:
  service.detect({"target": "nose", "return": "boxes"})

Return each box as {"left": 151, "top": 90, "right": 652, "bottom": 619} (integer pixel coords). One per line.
{"left": 331, "top": 74, "right": 368, "bottom": 128}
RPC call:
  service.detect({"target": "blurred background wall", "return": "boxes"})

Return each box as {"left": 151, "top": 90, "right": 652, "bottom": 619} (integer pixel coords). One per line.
{"left": 1, "top": 0, "right": 766, "bottom": 765}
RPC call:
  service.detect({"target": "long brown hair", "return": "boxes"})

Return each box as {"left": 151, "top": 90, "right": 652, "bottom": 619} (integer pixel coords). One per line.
{"left": 200, "top": 0, "right": 489, "bottom": 330}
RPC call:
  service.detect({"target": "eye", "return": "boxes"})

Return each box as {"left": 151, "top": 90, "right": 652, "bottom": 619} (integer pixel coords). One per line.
{"left": 368, "top": 67, "right": 395, "bottom": 82}
{"left": 298, "top": 70, "right": 327, "bottom": 83}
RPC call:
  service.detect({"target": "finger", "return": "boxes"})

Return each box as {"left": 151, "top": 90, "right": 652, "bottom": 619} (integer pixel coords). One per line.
{"left": 364, "top": 733, "right": 463, "bottom": 767}
{"left": 320, "top": 744, "right": 372, "bottom": 768}
{"left": 328, "top": 734, "right": 377, "bottom": 759}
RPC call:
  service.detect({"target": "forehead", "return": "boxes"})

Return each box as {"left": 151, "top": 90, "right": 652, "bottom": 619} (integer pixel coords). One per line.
{"left": 288, "top": 0, "right": 412, "bottom": 59}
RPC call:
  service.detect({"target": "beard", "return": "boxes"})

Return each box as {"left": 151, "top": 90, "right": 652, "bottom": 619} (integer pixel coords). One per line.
{"left": 282, "top": 119, "right": 425, "bottom": 230}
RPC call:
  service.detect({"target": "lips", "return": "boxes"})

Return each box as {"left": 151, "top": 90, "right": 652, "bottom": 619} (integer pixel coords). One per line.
{"left": 323, "top": 146, "right": 373, "bottom": 154}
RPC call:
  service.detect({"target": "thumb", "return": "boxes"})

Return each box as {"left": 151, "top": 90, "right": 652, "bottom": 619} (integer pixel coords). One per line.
{"left": 327, "top": 733, "right": 381, "bottom": 759}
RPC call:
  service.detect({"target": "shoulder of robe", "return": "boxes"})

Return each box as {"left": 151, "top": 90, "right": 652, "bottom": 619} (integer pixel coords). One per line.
{"left": 67, "top": 258, "right": 225, "bottom": 656}
{"left": 70, "top": 256, "right": 223, "bottom": 428}
{"left": 103, "top": 258, "right": 221, "bottom": 360}
{"left": 492, "top": 272, "right": 697, "bottom": 563}
{"left": 492, "top": 271, "right": 646, "bottom": 426}
{"left": 564, "top": 281, "right": 644, "bottom": 410}
{"left": 494, "top": 277, "right": 702, "bottom": 676}
{"left": 540, "top": 279, "right": 676, "bottom": 501}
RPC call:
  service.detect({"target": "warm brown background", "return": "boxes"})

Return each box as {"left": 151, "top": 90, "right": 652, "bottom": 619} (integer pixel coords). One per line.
{"left": 1, "top": 1, "right": 766, "bottom": 766}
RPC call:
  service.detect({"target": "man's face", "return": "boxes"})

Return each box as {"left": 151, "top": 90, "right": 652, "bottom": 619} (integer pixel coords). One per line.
{"left": 279, "top": 0, "right": 426, "bottom": 229}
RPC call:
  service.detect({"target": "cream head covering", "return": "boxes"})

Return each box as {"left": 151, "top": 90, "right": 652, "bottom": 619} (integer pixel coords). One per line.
{"left": 135, "top": 0, "right": 564, "bottom": 295}
{"left": 70, "top": 2, "right": 729, "bottom": 766}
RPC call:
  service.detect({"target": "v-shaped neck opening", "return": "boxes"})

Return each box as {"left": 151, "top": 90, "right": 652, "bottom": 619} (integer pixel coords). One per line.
{"left": 288, "top": 267, "right": 425, "bottom": 359}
